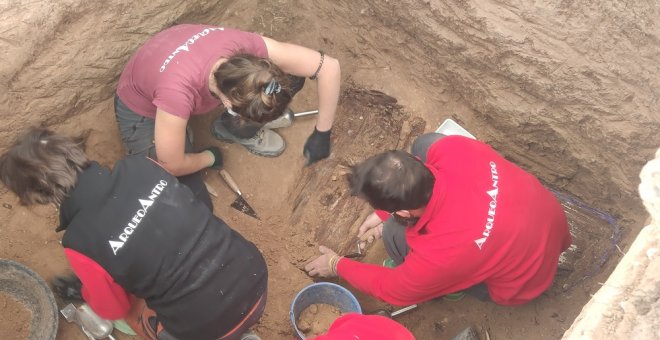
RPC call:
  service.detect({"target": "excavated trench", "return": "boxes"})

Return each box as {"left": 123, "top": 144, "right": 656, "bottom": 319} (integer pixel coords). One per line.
{"left": 1, "top": 0, "right": 658, "bottom": 339}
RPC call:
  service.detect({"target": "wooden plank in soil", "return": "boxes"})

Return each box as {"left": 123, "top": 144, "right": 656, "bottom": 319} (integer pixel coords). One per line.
{"left": 288, "top": 85, "right": 426, "bottom": 258}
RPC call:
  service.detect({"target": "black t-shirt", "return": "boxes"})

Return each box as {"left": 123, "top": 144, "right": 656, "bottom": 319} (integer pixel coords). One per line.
{"left": 60, "top": 157, "right": 267, "bottom": 339}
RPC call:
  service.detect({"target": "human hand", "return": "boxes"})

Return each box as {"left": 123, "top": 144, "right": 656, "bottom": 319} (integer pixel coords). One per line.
{"left": 203, "top": 146, "right": 224, "bottom": 169}
{"left": 303, "top": 128, "right": 331, "bottom": 166}
{"left": 357, "top": 212, "right": 385, "bottom": 250}
{"left": 52, "top": 273, "right": 83, "bottom": 301}
{"left": 305, "top": 246, "right": 340, "bottom": 277}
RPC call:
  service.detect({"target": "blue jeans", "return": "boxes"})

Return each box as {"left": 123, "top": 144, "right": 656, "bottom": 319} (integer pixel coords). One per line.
{"left": 114, "top": 95, "right": 212, "bottom": 210}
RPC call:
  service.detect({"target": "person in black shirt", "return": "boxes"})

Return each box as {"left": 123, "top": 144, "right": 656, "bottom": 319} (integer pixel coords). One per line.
{"left": 0, "top": 128, "right": 267, "bottom": 340}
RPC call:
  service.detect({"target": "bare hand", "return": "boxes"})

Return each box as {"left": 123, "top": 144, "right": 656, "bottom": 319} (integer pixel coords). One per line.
{"left": 357, "top": 212, "right": 385, "bottom": 249}
{"left": 305, "top": 246, "right": 339, "bottom": 277}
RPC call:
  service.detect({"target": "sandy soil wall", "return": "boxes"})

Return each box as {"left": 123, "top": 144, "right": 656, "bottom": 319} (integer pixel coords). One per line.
{"left": 563, "top": 149, "right": 660, "bottom": 340}
{"left": 344, "top": 0, "right": 660, "bottom": 213}
{"left": 3, "top": 0, "right": 658, "bottom": 216}
{"left": 0, "top": 0, "right": 243, "bottom": 140}
{"left": 1, "top": 0, "right": 659, "bottom": 337}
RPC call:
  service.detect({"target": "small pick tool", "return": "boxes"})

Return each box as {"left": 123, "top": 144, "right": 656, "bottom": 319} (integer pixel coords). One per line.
{"left": 282, "top": 109, "right": 319, "bottom": 125}
{"left": 218, "top": 169, "right": 259, "bottom": 220}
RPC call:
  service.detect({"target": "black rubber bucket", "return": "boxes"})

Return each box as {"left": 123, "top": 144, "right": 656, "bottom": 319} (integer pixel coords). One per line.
{"left": 0, "top": 259, "right": 58, "bottom": 340}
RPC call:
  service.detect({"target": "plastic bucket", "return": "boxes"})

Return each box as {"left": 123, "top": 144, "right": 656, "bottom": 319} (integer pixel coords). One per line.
{"left": 290, "top": 282, "right": 362, "bottom": 339}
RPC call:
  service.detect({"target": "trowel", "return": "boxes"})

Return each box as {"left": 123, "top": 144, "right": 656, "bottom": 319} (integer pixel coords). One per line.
{"left": 60, "top": 303, "right": 116, "bottom": 340}
{"left": 218, "top": 169, "right": 259, "bottom": 220}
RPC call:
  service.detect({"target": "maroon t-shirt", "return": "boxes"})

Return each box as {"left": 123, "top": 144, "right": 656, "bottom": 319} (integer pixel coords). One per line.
{"left": 116, "top": 24, "right": 268, "bottom": 119}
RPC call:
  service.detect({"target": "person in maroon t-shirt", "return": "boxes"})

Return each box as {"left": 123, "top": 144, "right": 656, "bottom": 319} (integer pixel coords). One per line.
{"left": 115, "top": 24, "right": 341, "bottom": 209}
{"left": 306, "top": 133, "right": 571, "bottom": 307}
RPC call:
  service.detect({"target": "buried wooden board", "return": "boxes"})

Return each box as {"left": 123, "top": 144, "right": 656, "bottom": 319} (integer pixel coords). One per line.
{"left": 286, "top": 85, "right": 425, "bottom": 266}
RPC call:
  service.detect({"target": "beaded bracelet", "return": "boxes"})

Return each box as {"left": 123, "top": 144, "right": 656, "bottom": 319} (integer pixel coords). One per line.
{"left": 328, "top": 254, "right": 341, "bottom": 275}
{"left": 310, "top": 50, "right": 325, "bottom": 80}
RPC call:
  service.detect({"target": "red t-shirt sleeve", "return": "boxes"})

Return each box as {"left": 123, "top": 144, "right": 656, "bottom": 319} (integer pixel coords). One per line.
{"left": 64, "top": 248, "right": 131, "bottom": 320}
{"left": 313, "top": 313, "right": 415, "bottom": 340}
{"left": 337, "top": 250, "right": 475, "bottom": 306}
{"left": 374, "top": 209, "right": 390, "bottom": 221}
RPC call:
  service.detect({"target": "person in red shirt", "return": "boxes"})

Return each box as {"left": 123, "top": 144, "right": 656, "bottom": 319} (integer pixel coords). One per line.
{"left": 306, "top": 133, "right": 571, "bottom": 306}
{"left": 115, "top": 24, "right": 341, "bottom": 209}
{"left": 313, "top": 313, "right": 414, "bottom": 340}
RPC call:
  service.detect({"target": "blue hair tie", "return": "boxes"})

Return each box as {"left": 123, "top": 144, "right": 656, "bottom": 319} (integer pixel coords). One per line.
{"left": 264, "top": 79, "right": 281, "bottom": 95}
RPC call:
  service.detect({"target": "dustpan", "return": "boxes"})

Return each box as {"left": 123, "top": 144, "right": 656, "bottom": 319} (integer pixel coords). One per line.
{"left": 435, "top": 118, "right": 476, "bottom": 139}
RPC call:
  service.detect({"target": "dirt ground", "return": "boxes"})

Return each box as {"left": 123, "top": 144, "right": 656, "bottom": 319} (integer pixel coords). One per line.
{"left": 0, "top": 0, "right": 655, "bottom": 339}
{"left": 0, "top": 292, "right": 31, "bottom": 339}
{"left": 0, "top": 83, "right": 631, "bottom": 340}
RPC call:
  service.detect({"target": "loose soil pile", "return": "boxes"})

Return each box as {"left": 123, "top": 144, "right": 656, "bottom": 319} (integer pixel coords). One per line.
{"left": 1, "top": 1, "right": 658, "bottom": 339}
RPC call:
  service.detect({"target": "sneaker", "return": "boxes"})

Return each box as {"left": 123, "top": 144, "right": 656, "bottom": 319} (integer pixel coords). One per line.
{"left": 382, "top": 258, "right": 397, "bottom": 268}
{"left": 112, "top": 320, "right": 137, "bottom": 336}
{"left": 240, "top": 330, "right": 261, "bottom": 340}
{"left": 262, "top": 108, "right": 294, "bottom": 130}
{"left": 442, "top": 291, "right": 466, "bottom": 301}
{"left": 212, "top": 124, "right": 285, "bottom": 157}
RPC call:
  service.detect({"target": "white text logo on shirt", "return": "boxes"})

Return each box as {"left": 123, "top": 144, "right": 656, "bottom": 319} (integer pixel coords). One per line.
{"left": 475, "top": 161, "right": 499, "bottom": 250}
{"left": 108, "top": 179, "right": 168, "bottom": 255}
{"left": 159, "top": 27, "right": 224, "bottom": 72}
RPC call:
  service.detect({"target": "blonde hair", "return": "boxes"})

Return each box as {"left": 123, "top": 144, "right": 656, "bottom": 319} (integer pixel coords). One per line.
{"left": 0, "top": 128, "right": 89, "bottom": 205}
{"left": 214, "top": 54, "right": 293, "bottom": 123}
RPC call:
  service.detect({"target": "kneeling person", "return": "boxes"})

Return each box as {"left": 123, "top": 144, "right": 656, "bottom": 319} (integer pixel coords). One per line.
{"left": 306, "top": 133, "right": 571, "bottom": 306}
{"left": 0, "top": 128, "right": 267, "bottom": 340}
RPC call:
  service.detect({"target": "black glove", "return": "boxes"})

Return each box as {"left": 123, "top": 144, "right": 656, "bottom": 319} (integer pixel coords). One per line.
{"left": 52, "top": 273, "right": 83, "bottom": 301}
{"left": 303, "top": 127, "right": 331, "bottom": 165}
{"left": 204, "top": 146, "right": 224, "bottom": 169}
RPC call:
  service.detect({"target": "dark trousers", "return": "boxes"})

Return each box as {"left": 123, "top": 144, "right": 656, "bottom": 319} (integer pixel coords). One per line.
{"left": 129, "top": 292, "right": 267, "bottom": 340}
{"left": 114, "top": 96, "right": 213, "bottom": 210}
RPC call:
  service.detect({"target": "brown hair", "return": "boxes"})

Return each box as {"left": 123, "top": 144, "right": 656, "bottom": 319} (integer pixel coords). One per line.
{"left": 0, "top": 128, "right": 90, "bottom": 205}
{"left": 347, "top": 150, "right": 434, "bottom": 212}
{"left": 214, "top": 54, "right": 293, "bottom": 123}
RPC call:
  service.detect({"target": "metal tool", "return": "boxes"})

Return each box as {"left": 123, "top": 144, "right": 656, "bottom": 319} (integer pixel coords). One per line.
{"left": 60, "top": 303, "right": 116, "bottom": 339}
{"left": 219, "top": 169, "right": 259, "bottom": 220}
{"left": 292, "top": 109, "right": 319, "bottom": 118}
{"left": 282, "top": 109, "right": 319, "bottom": 125}
{"left": 371, "top": 304, "right": 418, "bottom": 318}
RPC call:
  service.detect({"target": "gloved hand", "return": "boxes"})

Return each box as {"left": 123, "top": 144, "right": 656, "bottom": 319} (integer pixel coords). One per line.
{"left": 52, "top": 273, "right": 83, "bottom": 301}
{"left": 204, "top": 146, "right": 224, "bottom": 169}
{"left": 303, "top": 127, "right": 331, "bottom": 166}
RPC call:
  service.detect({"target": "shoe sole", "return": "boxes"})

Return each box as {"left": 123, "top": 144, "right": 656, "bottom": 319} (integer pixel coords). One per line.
{"left": 215, "top": 137, "right": 285, "bottom": 158}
